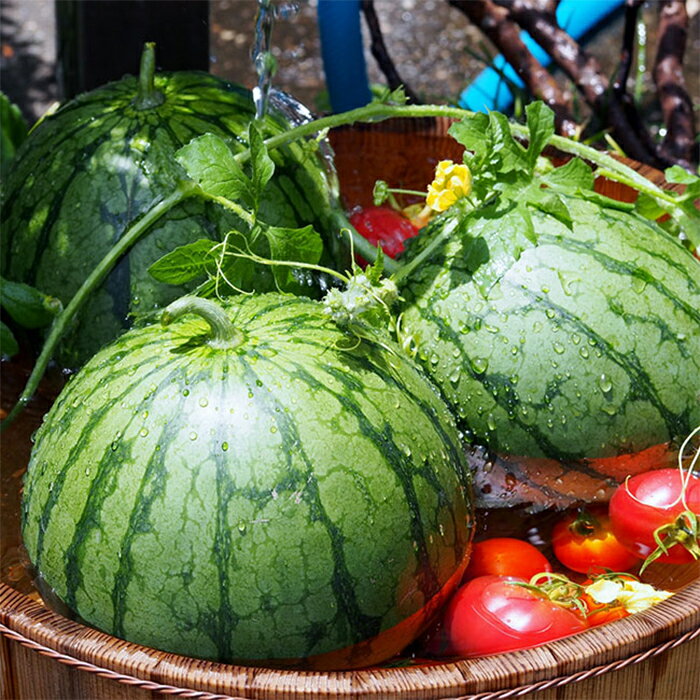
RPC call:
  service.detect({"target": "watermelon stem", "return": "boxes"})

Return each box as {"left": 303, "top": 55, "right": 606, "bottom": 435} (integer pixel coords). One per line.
{"left": 236, "top": 103, "right": 679, "bottom": 211}
{"left": 161, "top": 296, "right": 245, "bottom": 349}
{"left": 133, "top": 42, "right": 165, "bottom": 111}
{"left": 1, "top": 182, "right": 198, "bottom": 431}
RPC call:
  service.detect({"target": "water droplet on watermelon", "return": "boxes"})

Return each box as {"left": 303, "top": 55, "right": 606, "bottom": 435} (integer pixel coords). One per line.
{"left": 248, "top": 389, "right": 254, "bottom": 399}
{"left": 183, "top": 389, "right": 190, "bottom": 397}
{"left": 571, "top": 333, "right": 581, "bottom": 345}
{"left": 632, "top": 276, "right": 647, "bottom": 294}
{"left": 221, "top": 442, "right": 229, "bottom": 452}
{"left": 199, "top": 397, "right": 209, "bottom": 408}
{"left": 189, "top": 431, "right": 198, "bottom": 441}
{"left": 598, "top": 374, "right": 613, "bottom": 394}
{"left": 545, "top": 309, "right": 556, "bottom": 319}
{"left": 110, "top": 441, "right": 119, "bottom": 451}
{"left": 553, "top": 342, "right": 565, "bottom": 354}
{"left": 139, "top": 428, "right": 149, "bottom": 437}
{"left": 471, "top": 357, "right": 489, "bottom": 374}
{"left": 270, "top": 425, "right": 278, "bottom": 434}
{"left": 237, "top": 520, "right": 247, "bottom": 534}
{"left": 430, "top": 353, "right": 439, "bottom": 365}
{"left": 579, "top": 346, "right": 590, "bottom": 359}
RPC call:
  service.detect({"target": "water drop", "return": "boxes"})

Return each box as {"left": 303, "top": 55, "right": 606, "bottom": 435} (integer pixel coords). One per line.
{"left": 222, "top": 442, "right": 229, "bottom": 452}
{"left": 199, "top": 397, "right": 209, "bottom": 408}
{"left": 471, "top": 357, "right": 489, "bottom": 374}
{"left": 598, "top": 374, "right": 613, "bottom": 394}
{"left": 552, "top": 341, "right": 565, "bottom": 354}
{"left": 139, "top": 428, "right": 149, "bottom": 437}
{"left": 189, "top": 431, "right": 198, "bottom": 441}
{"left": 237, "top": 520, "right": 247, "bottom": 534}
{"left": 486, "top": 413, "right": 497, "bottom": 431}
{"left": 183, "top": 389, "right": 190, "bottom": 397}
{"left": 579, "top": 346, "right": 590, "bottom": 359}
{"left": 632, "top": 276, "right": 647, "bottom": 294}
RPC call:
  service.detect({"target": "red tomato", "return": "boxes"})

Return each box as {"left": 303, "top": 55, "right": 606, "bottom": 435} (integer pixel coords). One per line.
{"left": 349, "top": 206, "right": 419, "bottom": 259}
{"left": 577, "top": 577, "right": 632, "bottom": 627}
{"left": 426, "top": 575, "right": 586, "bottom": 657}
{"left": 609, "top": 468, "right": 700, "bottom": 565}
{"left": 551, "top": 507, "right": 640, "bottom": 575}
{"left": 463, "top": 537, "right": 552, "bottom": 581}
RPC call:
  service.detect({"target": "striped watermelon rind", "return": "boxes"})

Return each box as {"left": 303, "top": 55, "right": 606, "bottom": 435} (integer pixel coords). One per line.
{"left": 21, "top": 293, "right": 473, "bottom": 668}
{"left": 398, "top": 194, "right": 700, "bottom": 463}
{"left": 1, "top": 69, "right": 343, "bottom": 367}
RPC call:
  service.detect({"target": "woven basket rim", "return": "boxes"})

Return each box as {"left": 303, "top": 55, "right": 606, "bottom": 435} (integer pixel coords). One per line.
{"left": 2, "top": 578, "right": 699, "bottom": 699}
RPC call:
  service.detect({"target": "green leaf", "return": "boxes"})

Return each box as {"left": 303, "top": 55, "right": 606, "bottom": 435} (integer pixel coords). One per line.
{"left": 0, "top": 277, "right": 62, "bottom": 329}
{"left": 249, "top": 121, "right": 275, "bottom": 212}
{"left": 529, "top": 192, "right": 573, "bottom": 229}
{"left": 448, "top": 113, "right": 490, "bottom": 160}
{"left": 371, "top": 85, "right": 408, "bottom": 106}
{"left": 664, "top": 165, "right": 699, "bottom": 185}
{"left": 176, "top": 134, "right": 253, "bottom": 205}
{"left": 373, "top": 180, "right": 391, "bottom": 206}
{"left": 517, "top": 203, "right": 537, "bottom": 243}
{"left": 541, "top": 158, "right": 595, "bottom": 192}
{"left": 263, "top": 224, "right": 323, "bottom": 288}
{"left": 0, "top": 92, "right": 28, "bottom": 178}
{"left": 148, "top": 239, "right": 219, "bottom": 284}
{"left": 634, "top": 192, "right": 667, "bottom": 221}
{"left": 0, "top": 321, "right": 19, "bottom": 358}
{"left": 488, "top": 111, "right": 529, "bottom": 174}
{"left": 525, "top": 102, "right": 555, "bottom": 169}
{"left": 365, "top": 246, "right": 385, "bottom": 285}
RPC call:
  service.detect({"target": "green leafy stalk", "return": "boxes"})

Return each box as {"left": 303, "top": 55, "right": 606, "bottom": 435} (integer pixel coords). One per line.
{"left": 161, "top": 296, "right": 245, "bottom": 349}
{"left": 234, "top": 102, "right": 685, "bottom": 225}
{"left": 132, "top": 42, "right": 165, "bottom": 110}
{"left": 1, "top": 182, "right": 197, "bottom": 430}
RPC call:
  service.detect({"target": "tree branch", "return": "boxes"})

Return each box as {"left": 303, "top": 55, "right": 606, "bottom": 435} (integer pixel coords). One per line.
{"left": 653, "top": 0, "right": 698, "bottom": 169}
{"left": 494, "top": 0, "right": 667, "bottom": 167}
{"left": 360, "top": 0, "right": 421, "bottom": 104}
{"left": 449, "top": 0, "right": 577, "bottom": 137}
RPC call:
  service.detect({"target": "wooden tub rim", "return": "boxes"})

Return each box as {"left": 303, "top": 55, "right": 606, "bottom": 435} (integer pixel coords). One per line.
{"left": 2, "top": 578, "right": 699, "bottom": 699}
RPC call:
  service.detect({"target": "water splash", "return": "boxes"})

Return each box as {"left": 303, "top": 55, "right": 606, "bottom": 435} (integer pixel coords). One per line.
{"left": 252, "top": 1, "right": 300, "bottom": 119}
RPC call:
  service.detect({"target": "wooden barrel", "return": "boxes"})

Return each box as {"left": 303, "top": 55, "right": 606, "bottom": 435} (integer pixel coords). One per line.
{"left": 2, "top": 118, "right": 699, "bottom": 699}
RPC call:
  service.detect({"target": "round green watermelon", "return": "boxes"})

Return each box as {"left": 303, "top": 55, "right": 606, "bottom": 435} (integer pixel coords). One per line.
{"left": 21, "top": 293, "right": 473, "bottom": 669}
{"left": 1, "top": 47, "right": 343, "bottom": 367}
{"left": 397, "top": 196, "right": 700, "bottom": 466}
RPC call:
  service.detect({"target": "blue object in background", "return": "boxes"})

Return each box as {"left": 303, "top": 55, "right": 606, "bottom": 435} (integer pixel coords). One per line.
{"left": 317, "top": 0, "right": 372, "bottom": 112}
{"left": 459, "top": 0, "right": 625, "bottom": 112}
{"left": 317, "top": 0, "right": 624, "bottom": 114}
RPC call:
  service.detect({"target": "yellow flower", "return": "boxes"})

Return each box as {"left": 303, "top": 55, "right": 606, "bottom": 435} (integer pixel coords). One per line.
{"left": 585, "top": 578, "right": 673, "bottom": 614}
{"left": 426, "top": 160, "right": 472, "bottom": 212}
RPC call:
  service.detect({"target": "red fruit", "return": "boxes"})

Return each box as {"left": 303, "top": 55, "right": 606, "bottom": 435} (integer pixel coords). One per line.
{"left": 349, "top": 206, "right": 419, "bottom": 260}
{"left": 463, "top": 537, "right": 552, "bottom": 581}
{"left": 551, "top": 506, "right": 640, "bottom": 575}
{"left": 426, "top": 575, "right": 586, "bottom": 658}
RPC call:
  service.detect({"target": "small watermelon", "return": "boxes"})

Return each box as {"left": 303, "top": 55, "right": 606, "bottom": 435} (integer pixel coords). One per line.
{"left": 21, "top": 293, "right": 473, "bottom": 669}
{"left": 1, "top": 44, "right": 344, "bottom": 367}
{"left": 397, "top": 195, "right": 700, "bottom": 506}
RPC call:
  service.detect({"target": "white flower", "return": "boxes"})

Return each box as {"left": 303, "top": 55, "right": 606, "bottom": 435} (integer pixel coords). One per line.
{"left": 584, "top": 578, "right": 673, "bottom": 614}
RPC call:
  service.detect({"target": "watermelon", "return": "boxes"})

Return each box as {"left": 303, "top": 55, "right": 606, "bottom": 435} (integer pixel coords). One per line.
{"left": 21, "top": 293, "right": 473, "bottom": 669}
{"left": 397, "top": 194, "right": 700, "bottom": 504}
{"left": 1, "top": 45, "right": 344, "bottom": 367}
